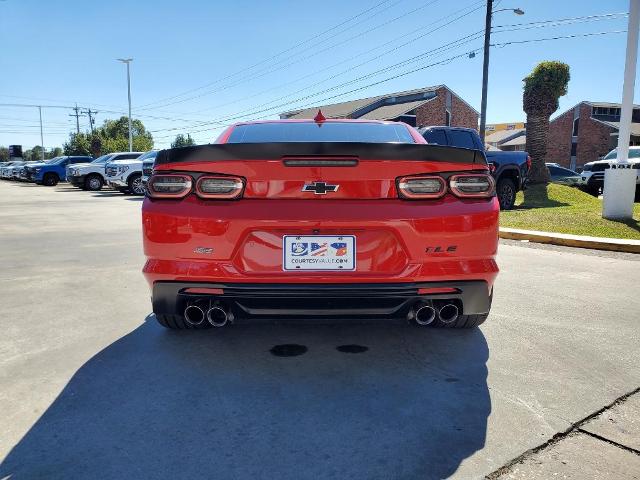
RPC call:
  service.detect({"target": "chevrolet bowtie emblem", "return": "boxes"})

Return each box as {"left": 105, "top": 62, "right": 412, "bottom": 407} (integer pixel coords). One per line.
{"left": 302, "top": 181, "right": 339, "bottom": 195}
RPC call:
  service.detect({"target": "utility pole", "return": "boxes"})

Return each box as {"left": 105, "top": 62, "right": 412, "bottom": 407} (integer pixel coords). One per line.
{"left": 479, "top": 4, "right": 524, "bottom": 143}
{"left": 69, "top": 103, "right": 85, "bottom": 134}
{"left": 479, "top": 0, "right": 492, "bottom": 143}
{"left": 603, "top": 0, "right": 640, "bottom": 219}
{"left": 117, "top": 58, "right": 134, "bottom": 152}
{"left": 82, "top": 108, "right": 98, "bottom": 133}
{"left": 38, "top": 106, "right": 44, "bottom": 161}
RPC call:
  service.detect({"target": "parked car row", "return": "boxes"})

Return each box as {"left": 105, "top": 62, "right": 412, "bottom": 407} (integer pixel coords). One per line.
{"left": 0, "top": 150, "right": 158, "bottom": 194}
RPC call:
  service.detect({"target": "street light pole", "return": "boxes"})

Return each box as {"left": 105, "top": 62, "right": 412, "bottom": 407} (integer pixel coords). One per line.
{"left": 38, "top": 106, "right": 44, "bottom": 161}
{"left": 479, "top": 5, "right": 524, "bottom": 144}
{"left": 117, "top": 58, "right": 133, "bottom": 152}
{"left": 479, "top": 0, "right": 493, "bottom": 143}
{"left": 603, "top": 0, "right": 640, "bottom": 219}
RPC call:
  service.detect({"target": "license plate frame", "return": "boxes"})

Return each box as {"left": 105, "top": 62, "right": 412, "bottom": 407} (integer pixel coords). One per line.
{"left": 283, "top": 235, "right": 356, "bottom": 271}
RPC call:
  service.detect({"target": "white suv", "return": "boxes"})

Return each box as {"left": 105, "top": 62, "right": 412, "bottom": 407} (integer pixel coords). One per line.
{"left": 67, "top": 152, "right": 143, "bottom": 191}
{"left": 105, "top": 150, "right": 157, "bottom": 195}
{"left": 580, "top": 146, "right": 640, "bottom": 196}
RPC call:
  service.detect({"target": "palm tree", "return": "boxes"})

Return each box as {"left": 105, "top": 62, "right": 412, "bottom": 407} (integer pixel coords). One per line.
{"left": 523, "top": 61, "right": 570, "bottom": 184}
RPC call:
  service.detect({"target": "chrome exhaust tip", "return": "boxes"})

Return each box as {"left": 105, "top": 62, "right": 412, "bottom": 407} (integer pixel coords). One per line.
{"left": 438, "top": 304, "right": 459, "bottom": 324}
{"left": 207, "top": 306, "right": 228, "bottom": 327}
{"left": 184, "top": 304, "right": 205, "bottom": 326}
{"left": 414, "top": 305, "right": 437, "bottom": 326}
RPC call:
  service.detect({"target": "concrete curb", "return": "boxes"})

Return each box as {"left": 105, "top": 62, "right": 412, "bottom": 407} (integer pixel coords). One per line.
{"left": 499, "top": 227, "right": 640, "bottom": 254}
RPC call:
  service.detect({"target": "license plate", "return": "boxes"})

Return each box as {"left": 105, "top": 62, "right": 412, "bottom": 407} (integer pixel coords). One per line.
{"left": 283, "top": 235, "right": 356, "bottom": 271}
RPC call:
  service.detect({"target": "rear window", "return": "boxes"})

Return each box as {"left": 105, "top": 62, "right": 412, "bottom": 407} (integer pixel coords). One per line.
{"left": 113, "top": 153, "right": 143, "bottom": 160}
{"left": 226, "top": 122, "right": 415, "bottom": 143}
{"left": 447, "top": 130, "right": 477, "bottom": 149}
{"left": 603, "top": 149, "right": 640, "bottom": 160}
{"left": 422, "top": 129, "right": 448, "bottom": 145}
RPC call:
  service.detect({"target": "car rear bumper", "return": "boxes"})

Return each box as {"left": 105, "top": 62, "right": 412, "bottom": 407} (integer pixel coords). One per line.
{"left": 143, "top": 197, "right": 499, "bottom": 322}
{"left": 151, "top": 280, "right": 493, "bottom": 322}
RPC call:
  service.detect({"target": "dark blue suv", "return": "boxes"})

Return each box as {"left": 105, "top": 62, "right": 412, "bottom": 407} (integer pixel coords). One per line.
{"left": 24, "top": 156, "right": 93, "bottom": 186}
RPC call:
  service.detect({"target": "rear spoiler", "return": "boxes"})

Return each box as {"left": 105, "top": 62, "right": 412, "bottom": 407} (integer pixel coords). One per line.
{"left": 155, "top": 143, "right": 487, "bottom": 166}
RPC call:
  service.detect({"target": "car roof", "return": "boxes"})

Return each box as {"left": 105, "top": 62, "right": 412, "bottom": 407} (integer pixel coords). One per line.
{"left": 229, "top": 118, "right": 404, "bottom": 128}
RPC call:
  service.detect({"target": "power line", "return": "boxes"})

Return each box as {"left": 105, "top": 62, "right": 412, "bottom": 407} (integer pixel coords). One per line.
{"left": 148, "top": 8, "right": 626, "bottom": 133}
{"left": 180, "top": 0, "right": 486, "bottom": 118}
{"left": 137, "top": 0, "right": 404, "bottom": 109}
{"left": 153, "top": 29, "right": 626, "bottom": 140}
{"left": 493, "top": 12, "right": 628, "bottom": 29}
{"left": 150, "top": 29, "right": 486, "bottom": 134}
{"left": 138, "top": 0, "right": 445, "bottom": 111}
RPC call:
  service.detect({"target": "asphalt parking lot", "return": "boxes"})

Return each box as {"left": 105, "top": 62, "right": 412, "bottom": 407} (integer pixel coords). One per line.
{"left": 1, "top": 181, "right": 639, "bottom": 480}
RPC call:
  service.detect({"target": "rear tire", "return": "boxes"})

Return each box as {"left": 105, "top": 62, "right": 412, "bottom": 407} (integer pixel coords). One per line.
{"left": 496, "top": 178, "right": 516, "bottom": 210}
{"left": 84, "top": 174, "right": 103, "bottom": 191}
{"left": 155, "top": 314, "right": 211, "bottom": 330}
{"left": 42, "top": 173, "right": 59, "bottom": 187}
{"left": 584, "top": 181, "right": 601, "bottom": 197}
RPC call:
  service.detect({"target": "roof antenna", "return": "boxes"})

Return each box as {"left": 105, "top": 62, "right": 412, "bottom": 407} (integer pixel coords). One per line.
{"left": 313, "top": 109, "right": 326, "bottom": 124}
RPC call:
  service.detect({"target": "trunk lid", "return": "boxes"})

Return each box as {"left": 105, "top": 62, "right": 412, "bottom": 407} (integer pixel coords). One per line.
{"left": 153, "top": 142, "right": 487, "bottom": 200}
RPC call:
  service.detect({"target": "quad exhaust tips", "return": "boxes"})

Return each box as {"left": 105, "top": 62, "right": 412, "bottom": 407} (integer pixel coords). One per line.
{"left": 184, "top": 304, "right": 205, "bottom": 326}
{"left": 184, "top": 302, "right": 229, "bottom": 327}
{"left": 438, "top": 304, "right": 459, "bottom": 324}
{"left": 412, "top": 301, "right": 460, "bottom": 326}
{"left": 206, "top": 306, "right": 228, "bottom": 328}
{"left": 414, "top": 305, "right": 437, "bottom": 326}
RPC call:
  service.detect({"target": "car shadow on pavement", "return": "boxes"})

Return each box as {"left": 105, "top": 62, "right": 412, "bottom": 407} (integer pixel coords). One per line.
{"left": 91, "top": 192, "right": 127, "bottom": 197}
{"left": 0, "top": 317, "right": 490, "bottom": 480}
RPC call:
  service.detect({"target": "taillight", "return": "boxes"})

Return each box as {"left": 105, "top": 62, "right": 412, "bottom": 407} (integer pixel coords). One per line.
{"left": 195, "top": 175, "right": 244, "bottom": 199}
{"left": 397, "top": 176, "right": 446, "bottom": 199}
{"left": 147, "top": 174, "right": 192, "bottom": 198}
{"left": 449, "top": 174, "right": 495, "bottom": 198}
{"left": 526, "top": 155, "right": 532, "bottom": 170}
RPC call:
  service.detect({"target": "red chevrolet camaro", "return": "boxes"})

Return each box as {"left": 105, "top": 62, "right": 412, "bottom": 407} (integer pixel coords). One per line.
{"left": 142, "top": 118, "right": 499, "bottom": 329}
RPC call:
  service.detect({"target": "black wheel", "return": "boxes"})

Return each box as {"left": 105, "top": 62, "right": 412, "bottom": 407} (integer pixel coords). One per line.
{"left": 583, "top": 180, "right": 601, "bottom": 197}
{"left": 128, "top": 173, "right": 145, "bottom": 195}
{"left": 84, "top": 174, "right": 103, "bottom": 191}
{"left": 42, "top": 173, "right": 59, "bottom": 187}
{"left": 496, "top": 178, "right": 516, "bottom": 210}
{"left": 635, "top": 186, "right": 640, "bottom": 202}
{"left": 155, "top": 314, "right": 211, "bottom": 330}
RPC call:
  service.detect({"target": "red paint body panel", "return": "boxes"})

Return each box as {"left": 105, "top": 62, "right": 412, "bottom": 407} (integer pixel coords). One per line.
{"left": 142, "top": 195, "right": 499, "bottom": 287}
{"left": 142, "top": 120, "right": 499, "bottom": 316}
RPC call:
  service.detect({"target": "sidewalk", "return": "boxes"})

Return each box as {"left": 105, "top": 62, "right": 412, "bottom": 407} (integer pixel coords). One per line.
{"left": 500, "top": 227, "right": 640, "bottom": 254}
{"left": 490, "top": 391, "right": 640, "bottom": 479}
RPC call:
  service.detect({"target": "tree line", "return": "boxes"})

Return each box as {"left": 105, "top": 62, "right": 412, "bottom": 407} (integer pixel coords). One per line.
{"left": 0, "top": 117, "right": 195, "bottom": 161}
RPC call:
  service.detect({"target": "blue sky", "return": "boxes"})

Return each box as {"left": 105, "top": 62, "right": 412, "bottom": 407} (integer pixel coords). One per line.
{"left": 0, "top": 0, "right": 635, "bottom": 150}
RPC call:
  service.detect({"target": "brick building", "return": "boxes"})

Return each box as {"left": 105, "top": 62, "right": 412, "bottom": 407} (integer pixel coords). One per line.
{"left": 280, "top": 85, "right": 478, "bottom": 129}
{"left": 547, "top": 101, "right": 640, "bottom": 170}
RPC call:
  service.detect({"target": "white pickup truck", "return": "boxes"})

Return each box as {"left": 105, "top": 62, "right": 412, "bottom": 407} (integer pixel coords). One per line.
{"left": 580, "top": 146, "right": 640, "bottom": 197}
{"left": 105, "top": 150, "right": 157, "bottom": 195}
{"left": 67, "top": 152, "right": 143, "bottom": 191}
